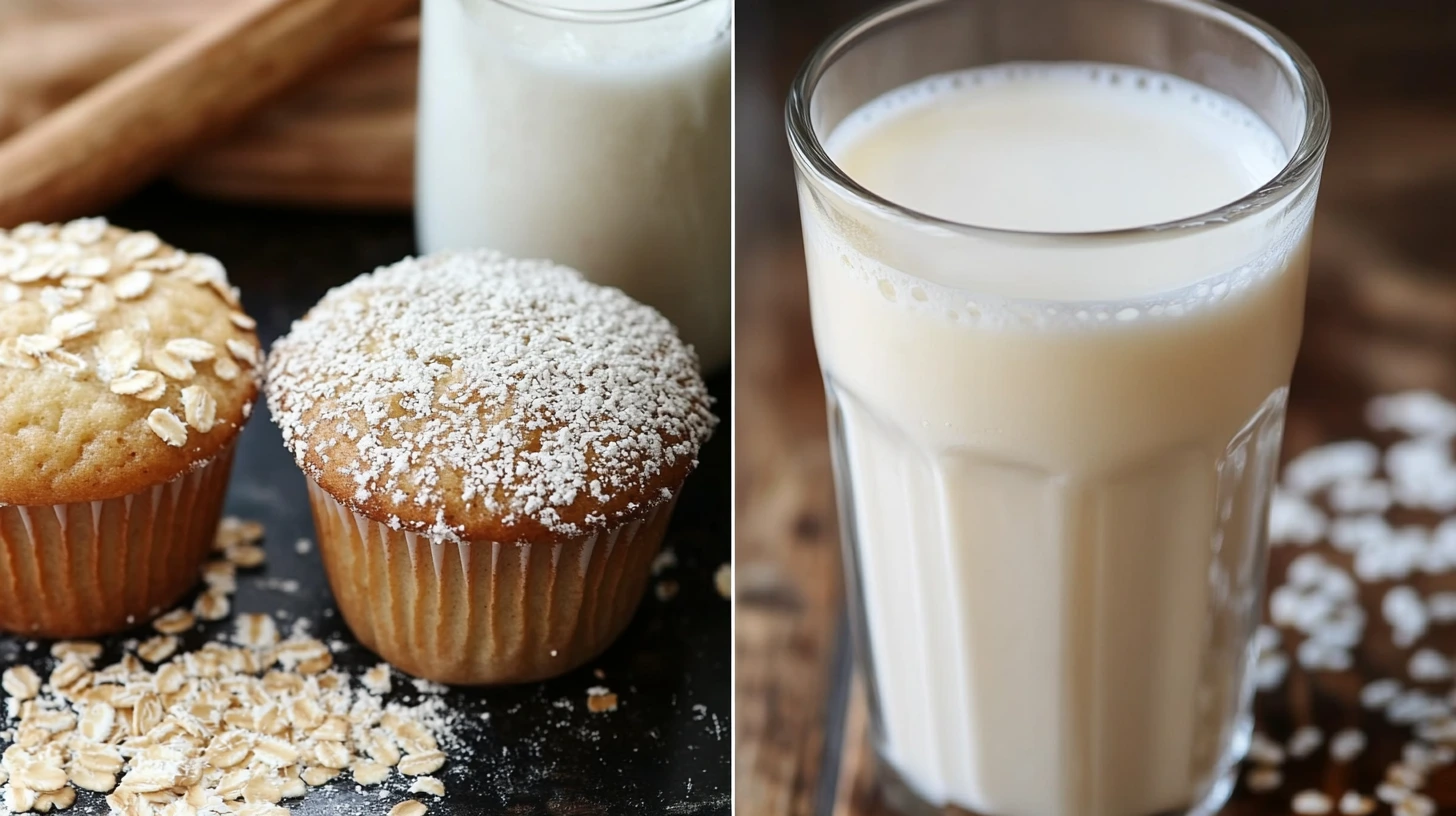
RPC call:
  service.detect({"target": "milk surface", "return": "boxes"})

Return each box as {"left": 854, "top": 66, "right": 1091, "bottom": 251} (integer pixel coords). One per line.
{"left": 416, "top": 0, "right": 731, "bottom": 370}
{"left": 805, "top": 64, "right": 1314, "bottom": 816}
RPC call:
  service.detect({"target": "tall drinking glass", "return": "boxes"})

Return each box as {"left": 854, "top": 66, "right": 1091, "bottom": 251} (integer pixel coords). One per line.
{"left": 786, "top": 2, "right": 1329, "bottom": 815}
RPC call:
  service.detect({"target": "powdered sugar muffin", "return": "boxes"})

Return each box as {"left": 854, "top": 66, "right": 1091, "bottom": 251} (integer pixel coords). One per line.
{"left": 0, "top": 218, "right": 261, "bottom": 637}
{"left": 266, "top": 249, "right": 716, "bottom": 684}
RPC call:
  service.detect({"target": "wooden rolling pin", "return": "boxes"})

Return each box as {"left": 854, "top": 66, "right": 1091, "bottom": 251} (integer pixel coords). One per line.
{"left": 0, "top": 0, "right": 418, "bottom": 227}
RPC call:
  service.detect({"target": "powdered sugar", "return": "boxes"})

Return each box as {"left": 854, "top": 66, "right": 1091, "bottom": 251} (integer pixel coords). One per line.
{"left": 266, "top": 251, "right": 716, "bottom": 540}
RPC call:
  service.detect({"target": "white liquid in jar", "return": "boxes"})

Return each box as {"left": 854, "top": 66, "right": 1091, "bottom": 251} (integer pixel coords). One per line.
{"left": 417, "top": 0, "right": 731, "bottom": 371}
{"left": 807, "top": 63, "right": 1314, "bottom": 816}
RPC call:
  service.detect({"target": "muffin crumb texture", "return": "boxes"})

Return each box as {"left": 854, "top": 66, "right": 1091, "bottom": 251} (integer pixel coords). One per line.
{"left": 0, "top": 219, "right": 261, "bottom": 505}
{"left": 266, "top": 250, "right": 717, "bottom": 542}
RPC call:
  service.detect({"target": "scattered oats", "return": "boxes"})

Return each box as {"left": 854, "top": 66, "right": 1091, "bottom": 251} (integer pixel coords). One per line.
{"left": 391, "top": 800, "right": 428, "bottom": 816}
{"left": 235, "top": 614, "right": 278, "bottom": 649}
{"left": 0, "top": 340, "right": 39, "bottom": 370}
{"left": 136, "top": 635, "right": 179, "bottom": 664}
{"left": 226, "top": 544, "right": 267, "bottom": 569}
{"left": 166, "top": 338, "right": 216, "bottom": 362}
{"left": 362, "top": 664, "right": 392, "bottom": 695}
{"left": 1245, "top": 766, "right": 1282, "bottom": 793}
{"left": 1329, "top": 729, "right": 1367, "bottom": 762}
{"left": 651, "top": 549, "right": 677, "bottom": 576}
{"left": 0, "top": 282, "right": 19, "bottom": 302}
{"left": 227, "top": 338, "right": 259, "bottom": 367}
{"left": 48, "top": 310, "right": 96, "bottom": 340}
{"left": 1362, "top": 678, "right": 1403, "bottom": 709}
{"left": 1284, "top": 440, "right": 1380, "bottom": 496}
{"left": 194, "top": 589, "right": 230, "bottom": 621}
{"left": 1288, "top": 726, "right": 1323, "bottom": 759}
{"left": 396, "top": 751, "right": 445, "bottom": 777}
{"left": 1248, "top": 732, "right": 1286, "bottom": 765}
{"left": 1408, "top": 648, "right": 1452, "bottom": 682}
{"left": 49, "top": 641, "right": 101, "bottom": 664}
{"left": 655, "top": 579, "right": 679, "bottom": 601}
{"left": 136, "top": 376, "right": 168, "bottom": 402}
{"left": 115, "top": 231, "right": 161, "bottom": 261}
{"left": 46, "top": 349, "right": 88, "bottom": 376}
{"left": 1270, "top": 490, "right": 1328, "bottom": 546}
{"left": 715, "top": 563, "right": 731, "bottom": 599}
{"left": 229, "top": 312, "right": 257, "bottom": 331}
{"left": 3, "top": 665, "right": 41, "bottom": 699}
{"left": 1377, "top": 783, "right": 1411, "bottom": 805}
{"left": 111, "top": 270, "right": 153, "bottom": 300}
{"left": 60, "top": 217, "right": 107, "bottom": 245}
{"left": 17, "top": 333, "right": 60, "bottom": 356}
{"left": 70, "top": 764, "right": 115, "bottom": 793}
{"left": 146, "top": 408, "right": 188, "bottom": 447}
{"left": 181, "top": 385, "right": 217, "bottom": 433}
{"left": 1385, "top": 763, "right": 1424, "bottom": 790}
{"left": 314, "top": 742, "right": 350, "bottom": 771}
{"left": 213, "top": 355, "right": 241, "bottom": 382}
{"left": 1292, "top": 790, "right": 1333, "bottom": 815}
{"left": 351, "top": 761, "right": 390, "bottom": 786}
{"left": 73, "top": 256, "right": 111, "bottom": 279}
{"left": 1384, "top": 586, "right": 1428, "bottom": 648}
{"left": 152, "top": 348, "right": 195, "bottom": 381}
{"left": 1396, "top": 794, "right": 1436, "bottom": 816}
{"left": 301, "top": 767, "right": 338, "bottom": 787}
{"left": 409, "top": 777, "right": 445, "bottom": 797}
{"left": 152, "top": 608, "right": 195, "bottom": 635}
{"left": 108, "top": 369, "right": 161, "bottom": 396}
{"left": 17, "top": 763, "right": 67, "bottom": 793}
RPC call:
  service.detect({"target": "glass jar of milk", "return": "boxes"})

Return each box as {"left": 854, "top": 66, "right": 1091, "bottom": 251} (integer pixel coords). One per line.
{"left": 416, "top": 0, "right": 731, "bottom": 372}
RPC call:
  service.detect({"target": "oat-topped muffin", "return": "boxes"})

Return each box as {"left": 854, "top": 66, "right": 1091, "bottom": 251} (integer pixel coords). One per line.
{"left": 266, "top": 249, "right": 716, "bottom": 684}
{"left": 0, "top": 218, "right": 262, "bottom": 637}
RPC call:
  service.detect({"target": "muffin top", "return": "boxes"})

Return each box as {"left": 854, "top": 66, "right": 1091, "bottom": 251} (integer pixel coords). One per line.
{"left": 266, "top": 250, "right": 717, "bottom": 544}
{"left": 0, "top": 219, "right": 262, "bottom": 506}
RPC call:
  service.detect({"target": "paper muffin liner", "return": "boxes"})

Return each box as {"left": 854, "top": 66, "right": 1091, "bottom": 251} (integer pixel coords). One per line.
{"left": 306, "top": 478, "right": 675, "bottom": 685}
{"left": 0, "top": 442, "right": 236, "bottom": 639}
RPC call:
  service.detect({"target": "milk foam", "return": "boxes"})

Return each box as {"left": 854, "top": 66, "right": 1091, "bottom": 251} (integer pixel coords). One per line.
{"left": 814, "top": 63, "right": 1307, "bottom": 322}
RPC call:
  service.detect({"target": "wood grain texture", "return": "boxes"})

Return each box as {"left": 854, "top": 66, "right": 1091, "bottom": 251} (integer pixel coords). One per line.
{"left": 734, "top": 0, "right": 1456, "bottom": 814}
{"left": 0, "top": 0, "right": 417, "bottom": 226}
{"left": 0, "top": 2, "right": 418, "bottom": 210}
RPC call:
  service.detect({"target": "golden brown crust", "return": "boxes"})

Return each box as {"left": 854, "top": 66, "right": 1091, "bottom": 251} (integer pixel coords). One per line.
{"left": 266, "top": 251, "right": 716, "bottom": 544}
{"left": 0, "top": 220, "right": 261, "bottom": 505}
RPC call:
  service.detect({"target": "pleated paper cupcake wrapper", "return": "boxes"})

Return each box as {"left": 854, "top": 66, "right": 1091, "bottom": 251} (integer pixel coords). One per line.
{"left": 306, "top": 478, "right": 675, "bottom": 685}
{"left": 0, "top": 443, "right": 237, "bottom": 639}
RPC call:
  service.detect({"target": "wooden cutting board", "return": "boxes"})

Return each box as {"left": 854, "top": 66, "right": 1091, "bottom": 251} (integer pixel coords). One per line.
{"left": 0, "top": 0, "right": 417, "bottom": 210}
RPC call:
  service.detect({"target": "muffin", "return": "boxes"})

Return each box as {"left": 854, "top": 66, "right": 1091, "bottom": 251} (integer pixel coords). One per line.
{"left": 0, "top": 218, "right": 262, "bottom": 637}
{"left": 265, "top": 250, "right": 716, "bottom": 684}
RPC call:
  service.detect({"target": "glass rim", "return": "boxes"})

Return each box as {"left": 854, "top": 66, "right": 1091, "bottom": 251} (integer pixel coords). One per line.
{"left": 785, "top": 0, "right": 1332, "bottom": 240}
{"left": 486, "top": 0, "right": 714, "bottom": 23}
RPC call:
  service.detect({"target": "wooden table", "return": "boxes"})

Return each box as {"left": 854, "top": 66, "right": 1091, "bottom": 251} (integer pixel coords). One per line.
{"left": 734, "top": 1, "right": 1456, "bottom": 814}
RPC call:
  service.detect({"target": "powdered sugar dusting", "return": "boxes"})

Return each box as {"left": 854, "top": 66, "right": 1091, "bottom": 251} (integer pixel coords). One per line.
{"left": 265, "top": 251, "right": 716, "bottom": 540}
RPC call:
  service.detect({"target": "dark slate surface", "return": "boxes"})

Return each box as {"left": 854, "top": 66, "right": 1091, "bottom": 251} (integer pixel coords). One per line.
{"left": 0, "top": 185, "right": 731, "bottom": 816}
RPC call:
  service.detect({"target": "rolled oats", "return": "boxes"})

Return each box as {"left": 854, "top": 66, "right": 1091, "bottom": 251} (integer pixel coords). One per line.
{"left": 351, "top": 760, "right": 390, "bottom": 786}
{"left": 153, "top": 608, "right": 196, "bottom": 635}
{"left": 152, "top": 348, "right": 195, "bottom": 381}
{"left": 48, "top": 310, "right": 96, "bottom": 341}
{"left": 137, "top": 636, "right": 180, "bottom": 664}
{"left": 111, "top": 270, "right": 153, "bottom": 300}
{"left": 3, "top": 666, "right": 41, "bottom": 700}
{"left": 390, "top": 799, "right": 428, "bottom": 816}
{"left": 146, "top": 408, "right": 188, "bottom": 447}
{"left": 396, "top": 751, "right": 445, "bottom": 777}
{"left": 181, "top": 385, "right": 217, "bottom": 433}
{"left": 409, "top": 777, "right": 445, "bottom": 797}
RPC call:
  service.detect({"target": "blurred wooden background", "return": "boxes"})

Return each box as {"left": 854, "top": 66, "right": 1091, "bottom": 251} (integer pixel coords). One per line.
{"left": 735, "top": 1, "right": 1456, "bottom": 814}
{"left": 0, "top": 0, "right": 418, "bottom": 209}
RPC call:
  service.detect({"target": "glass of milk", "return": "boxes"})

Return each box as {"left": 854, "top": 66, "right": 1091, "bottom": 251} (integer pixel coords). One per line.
{"left": 788, "top": 1, "right": 1328, "bottom": 815}
{"left": 416, "top": 0, "right": 732, "bottom": 371}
